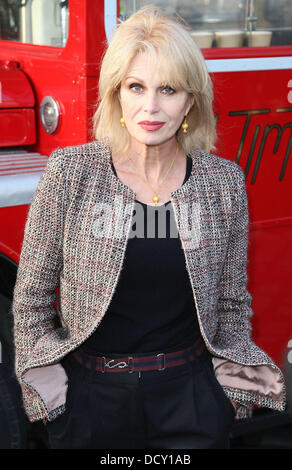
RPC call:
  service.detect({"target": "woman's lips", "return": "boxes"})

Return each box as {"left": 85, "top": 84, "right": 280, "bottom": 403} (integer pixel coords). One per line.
{"left": 138, "top": 121, "right": 166, "bottom": 131}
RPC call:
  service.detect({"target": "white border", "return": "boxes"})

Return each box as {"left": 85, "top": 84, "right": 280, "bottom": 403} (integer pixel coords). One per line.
{"left": 206, "top": 56, "right": 292, "bottom": 72}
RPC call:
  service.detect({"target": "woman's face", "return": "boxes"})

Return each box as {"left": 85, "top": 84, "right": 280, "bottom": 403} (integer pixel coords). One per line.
{"left": 118, "top": 52, "right": 194, "bottom": 148}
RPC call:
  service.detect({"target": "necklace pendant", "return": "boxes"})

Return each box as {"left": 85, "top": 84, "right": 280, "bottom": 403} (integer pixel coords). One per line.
{"left": 153, "top": 195, "right": 159, "bottom": 206}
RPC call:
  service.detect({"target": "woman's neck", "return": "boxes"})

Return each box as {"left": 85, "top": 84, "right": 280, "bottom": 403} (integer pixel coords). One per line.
{"left": 113, "top": 138, "right": 185, "bottom": 185}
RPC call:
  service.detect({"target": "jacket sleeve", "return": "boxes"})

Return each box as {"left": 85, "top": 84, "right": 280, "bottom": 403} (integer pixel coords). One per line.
{"left": 216, "top": 165, "right": 254, "bottom": 344}
{"left": 213, "top": 164, "right": 286, "bottom": 419}
{"left": 12, "top": 148, "right": 68, "bottom": 421}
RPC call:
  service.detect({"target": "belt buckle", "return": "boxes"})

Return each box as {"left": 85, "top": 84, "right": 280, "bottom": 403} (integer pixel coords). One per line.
{"left": 102, "top": 356, "right": 129, "bottom": 371}
{"left": 156, "top": 353, "right": 166, "bottom": 371}
{"left": 128, "top": 356, "right": 134, "bottom": 373}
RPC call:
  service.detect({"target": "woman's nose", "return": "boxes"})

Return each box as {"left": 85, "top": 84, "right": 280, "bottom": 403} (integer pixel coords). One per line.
{"left": 143, "top": 91, "right": 160, "bottom": 114}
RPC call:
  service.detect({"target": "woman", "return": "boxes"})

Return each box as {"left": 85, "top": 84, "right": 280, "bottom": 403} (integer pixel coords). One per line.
{"left": 12, "top": 6, "right": 286, "bottom": 449}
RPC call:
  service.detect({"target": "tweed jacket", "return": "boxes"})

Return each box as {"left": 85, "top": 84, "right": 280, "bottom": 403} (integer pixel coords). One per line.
{"left": 12, "top": 140, "right": 286, "bottom": 424}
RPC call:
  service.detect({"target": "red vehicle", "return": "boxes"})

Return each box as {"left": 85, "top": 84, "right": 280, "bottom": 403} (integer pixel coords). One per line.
{"left": 0, "top": 0, "right": 292, "bottom": 447}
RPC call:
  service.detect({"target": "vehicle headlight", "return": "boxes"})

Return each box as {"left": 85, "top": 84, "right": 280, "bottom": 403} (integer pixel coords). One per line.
{"left": 40, "top": 96, "right": 60, "bottom": 134}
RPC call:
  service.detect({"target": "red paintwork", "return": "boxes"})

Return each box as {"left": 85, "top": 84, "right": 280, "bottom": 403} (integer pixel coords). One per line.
{"left": 0, "top": 0, "right": 291, "bottom": 371}
{"left": 0, "top": 68, "right": 35, "bottom": 108}
{"left": 0, "top": 68, "right": 36, "bottom": 145}
{"left": 0, "top": 205, "right": 29, "bottom": 261}
{"left": 203, "top": 45, "right": 292, "bottom": 60}
{"left": 0, "top": 0, "right": 106, "bottom": 155}
{"left": 0, "top": 109, "right": 36, "bottom": 145}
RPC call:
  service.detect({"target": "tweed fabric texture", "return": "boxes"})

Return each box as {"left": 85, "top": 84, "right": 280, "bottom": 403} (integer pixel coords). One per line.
{"left": 12, "top": 140, "right": 286, "bottom": 423}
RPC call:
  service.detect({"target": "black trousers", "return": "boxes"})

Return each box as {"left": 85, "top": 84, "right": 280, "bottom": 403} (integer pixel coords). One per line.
{"left": 46, "top": 345, "right": 235, "bottom": 449}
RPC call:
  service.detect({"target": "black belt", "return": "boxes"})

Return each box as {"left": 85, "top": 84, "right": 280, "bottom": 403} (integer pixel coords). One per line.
{"left": 71, "top": 336, "right": 208, "bottom": 373}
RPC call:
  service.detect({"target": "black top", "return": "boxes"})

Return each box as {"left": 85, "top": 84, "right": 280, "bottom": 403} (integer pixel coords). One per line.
{"left": 81, "top": 155, "right": 201, "bottom": 355}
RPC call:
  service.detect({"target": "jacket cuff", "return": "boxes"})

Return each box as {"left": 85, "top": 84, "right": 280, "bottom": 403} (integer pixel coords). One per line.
{"left": 21, "top": 391, "right": 48, "bottom": 422}
{"left": 223, "top": 387, "right": 253, "bottom": 420}
{"left": 212, "top": 356, "right": 286, "bottom": 415}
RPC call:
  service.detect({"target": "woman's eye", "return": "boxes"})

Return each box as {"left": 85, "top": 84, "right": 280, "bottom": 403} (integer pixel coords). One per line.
{"left": 129, "top": 84, "right": 143, "bottom": 92}
{"left": 162, "top": 86, "right": 175, "bottom": 94}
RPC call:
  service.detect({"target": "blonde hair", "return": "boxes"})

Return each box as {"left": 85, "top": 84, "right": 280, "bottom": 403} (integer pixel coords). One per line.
{"left": 92, "top": 5, "right": 216, "bottom": 155}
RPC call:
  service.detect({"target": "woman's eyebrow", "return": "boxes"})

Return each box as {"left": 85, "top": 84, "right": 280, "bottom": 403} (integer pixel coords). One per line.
{"left": 125, "top": 76, "right": 144, "bottom": 82}
{"left": 124, "top": 76, "right": 171, "bottom": 87}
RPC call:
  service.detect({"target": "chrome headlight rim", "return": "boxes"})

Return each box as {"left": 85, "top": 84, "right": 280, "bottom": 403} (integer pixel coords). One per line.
{"left": 39, "top": 96, "right": 60, "bottom": 135}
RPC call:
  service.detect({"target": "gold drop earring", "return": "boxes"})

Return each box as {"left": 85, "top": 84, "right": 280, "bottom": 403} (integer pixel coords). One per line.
{"left": 120, "top": 117, "right": 125, "bottom": 128}
{"left": 182, "top": 117, "right": 188, "bottom": 134}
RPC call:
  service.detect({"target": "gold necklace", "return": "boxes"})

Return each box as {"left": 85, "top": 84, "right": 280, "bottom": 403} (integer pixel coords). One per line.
{"left": 126, "top": 143, "right": 179, "bottom": 206}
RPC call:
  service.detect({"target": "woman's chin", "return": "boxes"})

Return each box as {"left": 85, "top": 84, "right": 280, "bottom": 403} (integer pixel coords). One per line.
{"left": 129, "top": 133, "right": 176, "bottom": 148}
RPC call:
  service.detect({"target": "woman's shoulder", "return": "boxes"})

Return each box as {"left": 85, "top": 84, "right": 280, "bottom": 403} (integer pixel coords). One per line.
{"left": 50, "top": 140, "right": 109, "bottom": 162}
{"left": 48, "top": 140, "right": 110, "bottom": 178}
{"left": 189, "top": 148, "right": 245, "bottom": 188}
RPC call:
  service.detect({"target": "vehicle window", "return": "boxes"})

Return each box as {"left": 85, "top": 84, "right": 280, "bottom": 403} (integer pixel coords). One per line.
{"left": 0, "top": 0, "right": 69, "bottom": 47}
{"left": 120, "top": 0, "right": 292, "bottom": 48}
